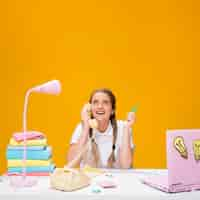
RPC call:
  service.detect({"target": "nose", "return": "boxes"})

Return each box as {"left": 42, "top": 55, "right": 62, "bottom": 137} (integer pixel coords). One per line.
{"left": 97, "top": 102, "right": 103, "bottom": 108}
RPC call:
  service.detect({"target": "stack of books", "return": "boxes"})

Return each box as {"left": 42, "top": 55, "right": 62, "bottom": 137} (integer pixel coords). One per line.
{"left": 6, "top": 131, "right": 55, "bottom": 176}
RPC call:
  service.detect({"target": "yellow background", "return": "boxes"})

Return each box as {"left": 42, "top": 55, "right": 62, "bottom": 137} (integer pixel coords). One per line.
{"left": 0, "top": 0, "right": 199, "bottom": 173}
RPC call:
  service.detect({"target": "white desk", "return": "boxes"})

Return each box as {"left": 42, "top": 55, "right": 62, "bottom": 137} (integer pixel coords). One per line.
{"left": 0, "top": 169, "right": 200, "bottom": 200}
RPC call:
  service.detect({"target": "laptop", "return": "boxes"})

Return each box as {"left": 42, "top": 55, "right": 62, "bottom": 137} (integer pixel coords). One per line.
{"left": 142, "top": 129, "right": 200, "bottom": 193}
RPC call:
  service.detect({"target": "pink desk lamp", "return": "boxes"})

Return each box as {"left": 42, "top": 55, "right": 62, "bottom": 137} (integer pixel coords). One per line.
{"left": 10, "top": 80, "right": 61, "bottom": 187}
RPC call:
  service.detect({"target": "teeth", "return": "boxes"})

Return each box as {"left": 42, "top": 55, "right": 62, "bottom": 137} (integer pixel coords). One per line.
{"left": 96, "top": 112, "right": 104, "bottom": 114}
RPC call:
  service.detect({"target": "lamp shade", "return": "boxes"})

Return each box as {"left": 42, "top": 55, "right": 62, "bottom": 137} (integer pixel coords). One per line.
{"left": 31, "top": 80, "right": 61, "bottom": 95}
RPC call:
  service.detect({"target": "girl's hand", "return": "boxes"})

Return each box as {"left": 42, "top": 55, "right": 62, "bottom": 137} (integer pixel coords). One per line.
{"left": 81, "top": 103, "right": 91, "bottom": 129}
{"left": 126, "top": 112, "right": 136, "bottom": 128}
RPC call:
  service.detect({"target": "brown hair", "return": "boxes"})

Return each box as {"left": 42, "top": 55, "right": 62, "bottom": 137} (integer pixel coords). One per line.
{"left": 88, "top": 88, "right": 117, "bottom": 168}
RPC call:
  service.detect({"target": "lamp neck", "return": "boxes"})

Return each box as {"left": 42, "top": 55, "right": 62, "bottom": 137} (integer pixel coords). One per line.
{"left": 23, "top": 89, "right": 33, "bottom": 133}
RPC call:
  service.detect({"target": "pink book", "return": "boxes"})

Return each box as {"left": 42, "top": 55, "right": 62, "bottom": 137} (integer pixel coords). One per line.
{"left": 98, "top": 180, "right": 117, "bottom": 188}
{"left": 7, "top": 172, "right": 50, "bottom": 176}
{"left": 13, "top": 131, "right": 44, "bottom": 142}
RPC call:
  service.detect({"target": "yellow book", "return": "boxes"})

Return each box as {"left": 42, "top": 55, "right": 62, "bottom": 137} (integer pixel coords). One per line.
{"left": 7, "top": 159, "right": 52, "bottom": 167}
{"left": 9, "top": 138, "right": 47, "bottom": 146}
{"left": 82, "top": 165, "right": 105, "bottom": 178}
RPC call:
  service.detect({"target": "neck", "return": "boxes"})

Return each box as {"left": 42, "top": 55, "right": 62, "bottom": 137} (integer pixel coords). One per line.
{"left": 97, "top": 120, "right": 110, "bottom": 132}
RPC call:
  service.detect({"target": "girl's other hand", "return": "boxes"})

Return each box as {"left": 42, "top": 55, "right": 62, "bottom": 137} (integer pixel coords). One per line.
{"left": 126, "top": 112, "right": 136, "bottom": 128}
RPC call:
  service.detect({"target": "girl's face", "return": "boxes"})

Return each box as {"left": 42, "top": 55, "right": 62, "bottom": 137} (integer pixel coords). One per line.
{"left": 91, "top": 92, "right": 113, "bottom": 122}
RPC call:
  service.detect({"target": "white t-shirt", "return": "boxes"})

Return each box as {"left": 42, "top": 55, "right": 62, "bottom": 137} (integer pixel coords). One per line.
{"left": 70, "top": 120, "right": 134, "bottom": 168}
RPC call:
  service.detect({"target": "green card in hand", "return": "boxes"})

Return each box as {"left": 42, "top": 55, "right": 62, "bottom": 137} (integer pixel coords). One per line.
{"left": 130, "top": 104, "right": 139, "bottom": 112}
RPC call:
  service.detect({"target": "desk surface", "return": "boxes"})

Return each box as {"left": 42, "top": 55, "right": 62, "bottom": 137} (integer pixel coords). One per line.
{"left": 0, "top": 169, "right": 200, "bottom": 200}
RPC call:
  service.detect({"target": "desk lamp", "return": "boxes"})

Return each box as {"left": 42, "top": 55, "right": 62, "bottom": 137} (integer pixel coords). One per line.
{"left": 10, "top": 80, "right": 61, "bottom": 187}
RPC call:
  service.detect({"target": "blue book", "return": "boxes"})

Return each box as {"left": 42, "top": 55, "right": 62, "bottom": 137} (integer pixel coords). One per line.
{"left": 6, "top": 146, "right": 52, "bottom": 160}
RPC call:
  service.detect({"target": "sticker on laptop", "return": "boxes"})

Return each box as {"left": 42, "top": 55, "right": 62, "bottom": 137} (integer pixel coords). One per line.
{"left": 193, "top": 140, "right": 200, "bottom": 162}
{"left": 174, "top": 136, "right": 188, "bottom": 159}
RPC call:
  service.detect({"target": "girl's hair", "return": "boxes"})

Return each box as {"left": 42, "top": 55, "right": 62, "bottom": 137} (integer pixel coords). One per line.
{"left": 88, "top": 88, "right": 117, "bottom": 168}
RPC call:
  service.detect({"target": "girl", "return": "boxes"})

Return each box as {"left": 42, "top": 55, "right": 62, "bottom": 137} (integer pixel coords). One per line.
{"left": 67, "top": 88, "right": 136, "bottom": 168}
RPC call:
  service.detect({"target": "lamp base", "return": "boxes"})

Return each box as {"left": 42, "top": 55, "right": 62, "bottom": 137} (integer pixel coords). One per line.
{"left": 9, "top": 175, "right": 37, "bottom": 188}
